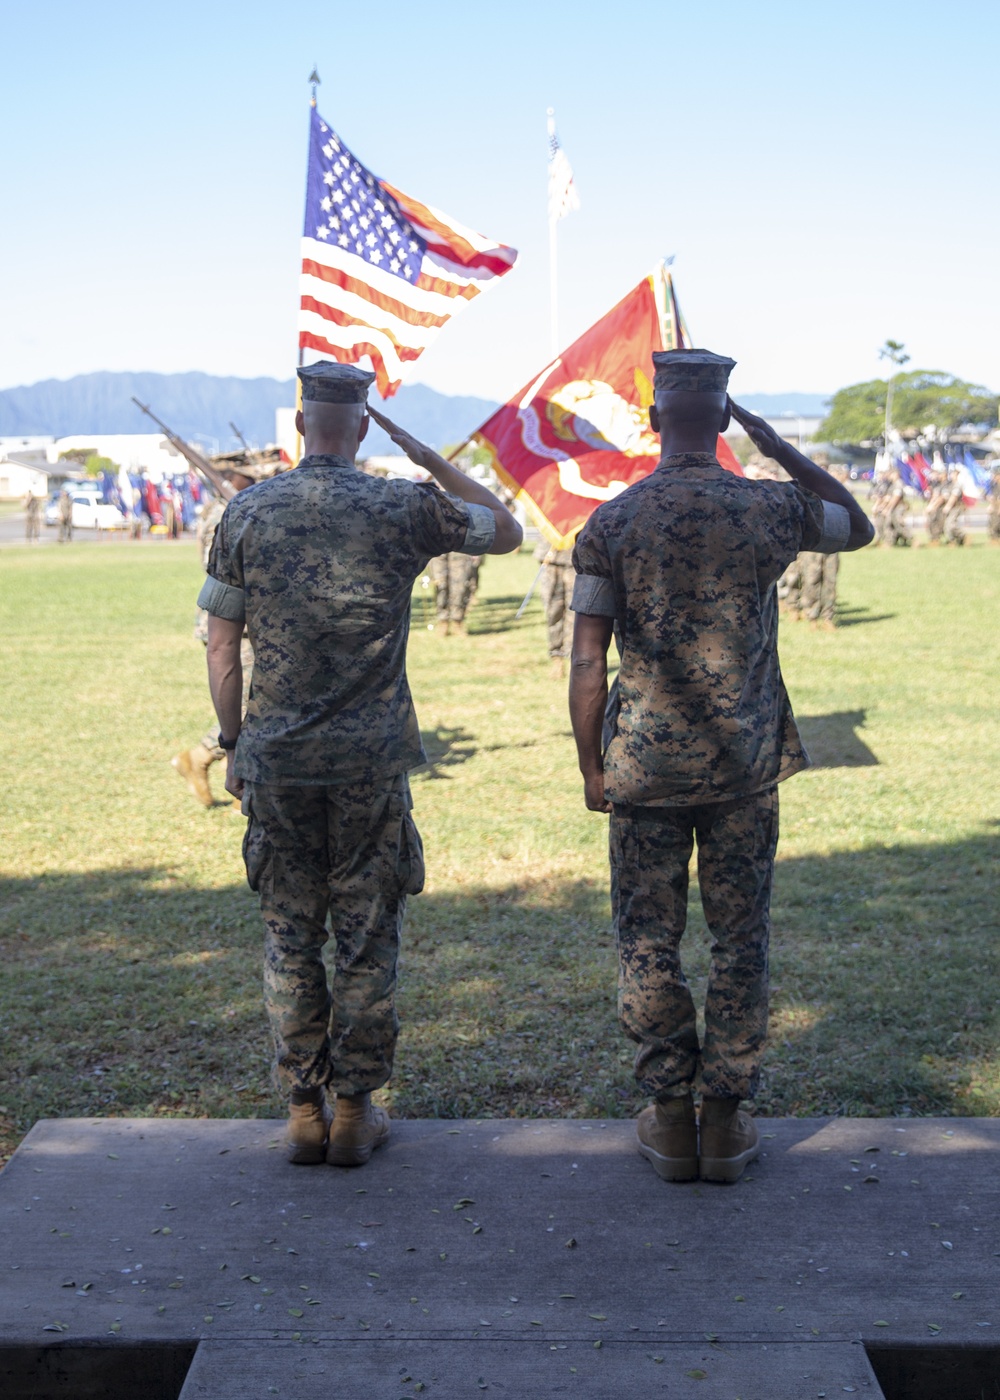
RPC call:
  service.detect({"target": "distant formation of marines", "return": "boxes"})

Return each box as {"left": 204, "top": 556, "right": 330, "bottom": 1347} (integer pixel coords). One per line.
{"left": 921, "top": 468, "right": 967, "bottom": 547}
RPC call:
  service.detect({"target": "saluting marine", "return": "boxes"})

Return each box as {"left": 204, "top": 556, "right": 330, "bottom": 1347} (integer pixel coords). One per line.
{"left": 198, "top": 362, "right": 521, "bottom": 1169}
{"left": 569, "top": 348, "right": 874, "bottom": 1186}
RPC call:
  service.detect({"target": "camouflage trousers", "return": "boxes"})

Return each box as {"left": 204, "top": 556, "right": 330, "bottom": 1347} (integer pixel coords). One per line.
{"left": 925, "top": 501, "right": 946, "bottom": 544}
{"left": 988, "top": 498, "right": 1000, "bottom": 543}
{"left": 610, "top": 788, "right": 779, "bottom": 1102}
{"left": 241, "top": 773, "right": 425, "bottom": 1096}
{"left": 799, "top": 550, "right": 839, "bottom": 623}
{"left": 540, "top": 562, "right": 574, "bottom": 657}
{"left": 431, "top": 553, "right": 480, "bottom": 623}
{"left": 776, "top": 557, "right": 802, "bottom": 611}
{"left": 201, "top": 637, "right": 255, "bottom": 759}
{"left": 942, "top": 508, "right": 965, "bottom": 546}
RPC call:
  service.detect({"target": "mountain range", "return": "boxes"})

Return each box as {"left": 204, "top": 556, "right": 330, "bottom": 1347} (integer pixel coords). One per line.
{"left": 0, "top": 371, "right": 832, "bottom": 456}
{"left": 0, "top": 371, "right": 500, "bottom": 458}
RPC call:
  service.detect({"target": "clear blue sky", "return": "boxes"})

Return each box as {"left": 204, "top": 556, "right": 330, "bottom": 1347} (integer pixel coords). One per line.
{"left": 1, "top": 0, "right": 996, "bottom": 403}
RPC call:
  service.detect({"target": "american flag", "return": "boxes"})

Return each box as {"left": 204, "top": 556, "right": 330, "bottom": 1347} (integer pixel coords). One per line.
{"left": 299, "top": 109, "right": 519, "bottom": 398}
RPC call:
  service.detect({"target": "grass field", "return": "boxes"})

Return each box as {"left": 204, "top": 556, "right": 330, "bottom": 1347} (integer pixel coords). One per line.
{"left": 0, "top": 536, "right": 997, "bottom": 1165}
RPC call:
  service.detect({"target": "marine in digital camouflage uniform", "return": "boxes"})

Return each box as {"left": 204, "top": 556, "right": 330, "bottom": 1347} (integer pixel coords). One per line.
{"left": 941, "top": 469, "right": 966, "bottom": 546}
{"left": 536, "top": 541, "right": 577, "bottom": 673}
{"left": 798, "top": 549, "right": 839, "bottom": 628}
{"left": 430, "top": 551, "right": 481, "bottom": 633}
{"left": 923, "top": 470, "right": 948, "bottom": 544}
{"left": 569, "top": 348, "right": 873, "bottom": 1184}
{"left": 883, "top": 470, "right": 912, "bottom": 546}
{"left": 199, "top": 362, "right": 521, "bottom": 1166}
{"left": 796, "top": 453, "right": 840, "bottom": 628}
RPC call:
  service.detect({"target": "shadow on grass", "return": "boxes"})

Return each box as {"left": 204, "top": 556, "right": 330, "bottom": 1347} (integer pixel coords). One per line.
{"left": 414, "top": 725, "right": 478, "bottom": 779}
{"left": 0, "top": 829, "right": 997, "bottom": 1154}
{"left": 797, "top": 710, "right": 879, "bottom": 768}
{"left": 467, "top": 594, "right": 539, "bottom": 635}
{"left": 833, "top": 605, "right": 898, "bottom": 628}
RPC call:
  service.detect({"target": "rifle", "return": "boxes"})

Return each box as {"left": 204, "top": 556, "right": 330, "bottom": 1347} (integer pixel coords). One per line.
{"left": 131, "top": 398, "right": 236, "bottom": 500}
{"left": 229, "top": 421, "right": 250, "bottom": 452}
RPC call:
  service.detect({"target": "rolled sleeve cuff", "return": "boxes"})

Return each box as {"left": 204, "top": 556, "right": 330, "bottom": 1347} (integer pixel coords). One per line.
{"left": 572, "top": 573, "right": 616, "bottom": 617}
{"left": 460, "top": 502, "right": 496, "bottom": 555}
{"left": 197, "top": 575, "right": 246, "bottom": 622}
{"left": 814, "top": 501, "right": 851, "bottom": 553}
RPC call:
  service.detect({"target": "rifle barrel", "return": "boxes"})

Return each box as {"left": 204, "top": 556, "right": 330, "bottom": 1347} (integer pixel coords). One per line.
{"left": 131, "top": 398, "right": 235, "bottom": 500}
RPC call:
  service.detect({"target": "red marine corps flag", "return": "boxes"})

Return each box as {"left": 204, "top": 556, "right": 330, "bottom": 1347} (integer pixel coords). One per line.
{"left": 472, "top": 264, "right": 742, "bottom": 547}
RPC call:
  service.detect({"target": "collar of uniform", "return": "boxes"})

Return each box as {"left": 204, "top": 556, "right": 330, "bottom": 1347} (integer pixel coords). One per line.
{"left": 657, "top": 452, "right": 721, "bottom": 470}
{"left": 298, "top": 453, "right": 356, "bottom": 470}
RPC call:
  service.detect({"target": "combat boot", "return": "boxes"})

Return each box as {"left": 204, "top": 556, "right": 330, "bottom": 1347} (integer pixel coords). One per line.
{"left": 172, "top": 743, "right": 215, "bottom": 807}
{"left": 286, "top": 1091, "right": 333, "bottom": 1165}
{"left": 698, "top": 1096, "right": 760, "bottom": 1183}
{"left": 326, "top": 1092, "right": 391, "bottom": 1167}
{"left": 636, "top": 1095, "right": 698, "bottom": 1182}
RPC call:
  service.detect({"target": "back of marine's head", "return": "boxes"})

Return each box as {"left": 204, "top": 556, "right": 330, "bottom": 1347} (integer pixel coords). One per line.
{"left": 650, "top": 348, "right": 736, "bottom": 435}
{"left": 296, "top": 361, "right": 375, "bottom": 455}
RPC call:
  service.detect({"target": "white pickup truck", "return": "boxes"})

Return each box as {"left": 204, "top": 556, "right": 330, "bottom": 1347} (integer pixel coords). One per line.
{"left": 70, "top": 495, "right": 125, "bottom": 530}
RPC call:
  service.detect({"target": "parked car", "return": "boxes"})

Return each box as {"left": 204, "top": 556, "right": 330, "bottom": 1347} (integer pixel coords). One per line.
{"left": 44, "top": 481, "right": 102, "bottom": 526}
{"left": 70, "top": 495, "right": 125, "bottom": 530}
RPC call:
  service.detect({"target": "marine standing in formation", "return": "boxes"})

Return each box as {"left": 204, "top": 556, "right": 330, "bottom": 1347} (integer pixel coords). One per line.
{"left": 536, "top": 540, "right": 577, "bottom": 677}
{"left": 872, "top": 468, "right": 912, "bottom": 546}
{"left": 198, "top": 363, "right": 521, "bottom": 1167}
{"left": 940, "top": 469, "right": 966, "bottom": 546}
{"left": 430, "top": 550, "right": 481, "bottom": 634}
{"left": 23, "top": 492, "right": 41, "bottom": 543}
{"left": 569, "top": 349, "right": 874, "bottom": 1185}
{"left": 57, "top": 488, "right": 73, "bottom": 543}
{"left": 923, "top": 469, "right": 948, "bottom": 544}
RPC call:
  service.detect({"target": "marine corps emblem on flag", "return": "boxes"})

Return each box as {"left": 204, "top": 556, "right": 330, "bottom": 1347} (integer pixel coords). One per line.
{"left": 473, "top": 267, "right": 741, "bottom": 547}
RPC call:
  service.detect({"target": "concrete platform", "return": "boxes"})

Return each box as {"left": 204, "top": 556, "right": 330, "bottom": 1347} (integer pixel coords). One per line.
{"left": 1, "top": 1117, "right": 998, "bottom": 1398}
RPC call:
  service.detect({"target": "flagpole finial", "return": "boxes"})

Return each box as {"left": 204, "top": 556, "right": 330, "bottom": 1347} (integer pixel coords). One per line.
{"left": 308, "top": 67, "right": 321, "bottom": 107}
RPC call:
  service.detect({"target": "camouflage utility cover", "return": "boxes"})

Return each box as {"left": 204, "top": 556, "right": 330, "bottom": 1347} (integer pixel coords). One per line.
{"left": 199, "top": 453, "right": 494, "bottom": 784}
{"left": 572, "top": 452, "right": 849, "bottom": 806}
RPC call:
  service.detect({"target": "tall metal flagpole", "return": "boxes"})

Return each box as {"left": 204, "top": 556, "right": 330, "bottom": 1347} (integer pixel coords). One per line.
{"left": 293, "top": 69, "right": 321, "bottom": 466}
{"left": 301, "top": 68, "right": 321, "bottom": 372}
{"left": 547, "top": 108, "right": 558, "bottom": 357}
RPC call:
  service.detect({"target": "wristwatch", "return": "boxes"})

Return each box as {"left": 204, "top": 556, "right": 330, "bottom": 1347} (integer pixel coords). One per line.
{"left": 218, "top": 733, "right": 238, "bottom": 751}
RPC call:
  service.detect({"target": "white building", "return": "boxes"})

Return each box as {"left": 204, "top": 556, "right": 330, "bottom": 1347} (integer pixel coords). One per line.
{"left": 0, "top": 449, "right": 58, "bottom": 499}
{"left": 47, "top": 433, "right": 190, "bottom": 483}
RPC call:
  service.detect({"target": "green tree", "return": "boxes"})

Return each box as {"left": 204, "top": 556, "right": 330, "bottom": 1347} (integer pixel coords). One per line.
{"left": 818, "top": 371, "right": 998, "bottom": 446}
{"left": 83, "top": 453, "right": 118, "bottom": 478}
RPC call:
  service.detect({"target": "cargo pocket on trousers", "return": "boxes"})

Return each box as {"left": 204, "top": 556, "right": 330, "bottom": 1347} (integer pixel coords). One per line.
{"left": 396, "top": 808, "right": 426, "bottom": 896}
{"left": 241, "top": 796, "right": 271, "bottom": 894}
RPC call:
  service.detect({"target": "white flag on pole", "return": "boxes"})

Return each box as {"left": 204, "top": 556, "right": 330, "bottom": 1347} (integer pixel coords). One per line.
{"left": 547, "top": 112, "right": 579, "bottom": 223}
